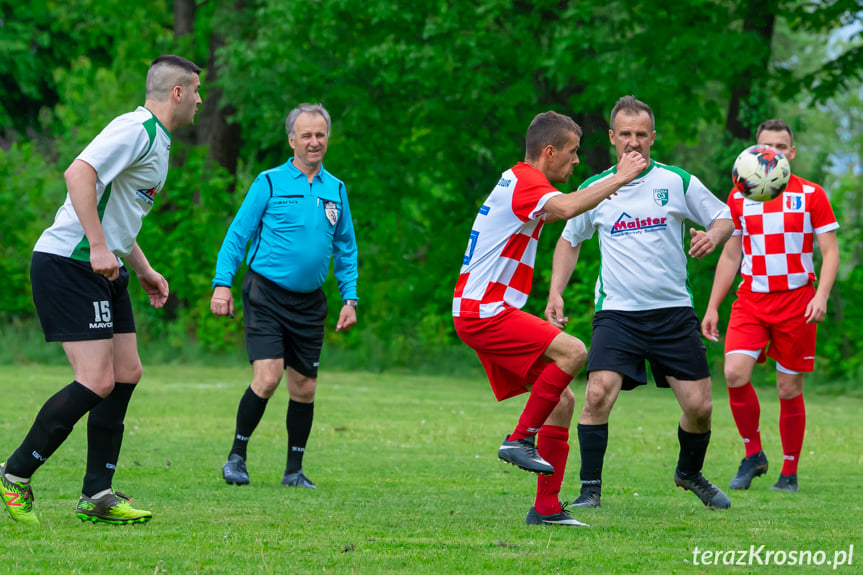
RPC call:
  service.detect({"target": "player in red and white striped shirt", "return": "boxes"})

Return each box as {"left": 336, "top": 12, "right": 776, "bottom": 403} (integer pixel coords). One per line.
{"left": 702, "top": 119, "right": 840, "bottom": 493}
{"left": 453, "top": 111, "right": 646, "bottom": 526}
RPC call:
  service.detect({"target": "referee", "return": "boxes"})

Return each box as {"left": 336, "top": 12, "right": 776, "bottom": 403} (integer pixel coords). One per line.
{"left": 211, "top": 103, "right": 359, "bottom": 489}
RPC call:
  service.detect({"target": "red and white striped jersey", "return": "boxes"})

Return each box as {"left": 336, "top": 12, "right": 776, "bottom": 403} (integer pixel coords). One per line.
{"left": 453, "top": 163, "right": 561, "bottom": 318}
{"left": 729, "top": 173, "right": 839, "bottom": 293}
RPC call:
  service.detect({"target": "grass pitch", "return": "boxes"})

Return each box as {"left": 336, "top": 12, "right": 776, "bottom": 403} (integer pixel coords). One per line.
{"left": 0, "top": 365, "right": 860, "bottom": 574}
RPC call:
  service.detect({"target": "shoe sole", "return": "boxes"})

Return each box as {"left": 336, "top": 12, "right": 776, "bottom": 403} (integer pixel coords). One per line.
{"left": 570, "top": 501, "right": 601, "bottom": 508}
{"left": 729, "top": 464, "right": 769, "bottom": 490}
{"left": 224, "top": 478, "right": 249, "bottom": 486}
{"left": 2, "top": 500, "right": 40, "bottom": 525}
{"left": 498, "top": 455, "right": 554, "bottom": 475}
{"left": 674, "top": 478, "right": 731, "bottom": 510}
{"left": 76, "top": 513, "right": 152, "bottom": 525}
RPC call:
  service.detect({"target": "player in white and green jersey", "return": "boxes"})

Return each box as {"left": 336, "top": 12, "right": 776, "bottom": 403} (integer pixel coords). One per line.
{"left": 545, "top": 96, "right": 734, "bottom": 511}
{"left": 1, "top": 55, "right": 202, "bottom": 527}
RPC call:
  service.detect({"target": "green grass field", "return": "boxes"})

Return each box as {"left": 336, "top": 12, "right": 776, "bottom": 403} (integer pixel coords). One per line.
{"left": 0, "top": 365, "right": 860, "bottom": 574}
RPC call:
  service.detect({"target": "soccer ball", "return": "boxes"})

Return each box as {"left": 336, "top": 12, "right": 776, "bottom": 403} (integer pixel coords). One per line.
{"left": 731, "top": 145, "right": 791, "bottom": 202}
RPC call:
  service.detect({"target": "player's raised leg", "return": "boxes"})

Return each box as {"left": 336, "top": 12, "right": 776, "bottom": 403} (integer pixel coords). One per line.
{"left": 499, "top": 332, "right": 585, "bottom": 476}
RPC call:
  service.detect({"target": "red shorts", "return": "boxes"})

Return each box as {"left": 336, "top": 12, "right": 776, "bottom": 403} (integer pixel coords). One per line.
{"left": 725, "top": 284, "right": 817, "bottom": 372}
{"left": 453, "top": 307, "right": 561, "bottom": 401}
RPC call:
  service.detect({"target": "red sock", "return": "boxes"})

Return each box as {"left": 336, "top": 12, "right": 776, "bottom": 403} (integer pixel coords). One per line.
{"left": 779, "top": 394, "right": 806, "bottom": 475}
{"left": 509, "top": 364, "right": 572, "bottom": 441}
{"left": 728, "top": 383, "right": 762, "bottom": 457}
{"left": 534, "top": 425, "right": 569, "bottom": 515}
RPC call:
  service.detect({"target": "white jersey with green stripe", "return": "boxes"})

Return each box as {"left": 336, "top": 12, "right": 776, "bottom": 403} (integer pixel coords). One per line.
{"left": 34, "top": 106, "right": 171, "bottom": 261}
{"left": 561, "top": 159, "right": 730, "bottom": 312}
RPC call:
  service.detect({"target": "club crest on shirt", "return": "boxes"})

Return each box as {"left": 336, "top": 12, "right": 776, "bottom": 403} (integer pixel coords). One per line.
{"left": 653, "top": 189, "right": 669, "bottom": 206}
{"left": 785, "top": 193, "right": 803, "bottom": 212}
{"left": 325, "top": 201, "right": 339, "bottom": 225}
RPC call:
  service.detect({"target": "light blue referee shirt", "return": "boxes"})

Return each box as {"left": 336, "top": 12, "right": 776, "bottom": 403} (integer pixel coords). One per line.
{"left": 213, "top": 159, "right": 358, "bottom": 301}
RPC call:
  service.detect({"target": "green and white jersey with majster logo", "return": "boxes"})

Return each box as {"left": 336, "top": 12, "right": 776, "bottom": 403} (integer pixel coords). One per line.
{"left": 34, "top": 106, "right": 171, "bottom": 261}
{"left": 561, "top": 159, "right": 730, "bottom": 312}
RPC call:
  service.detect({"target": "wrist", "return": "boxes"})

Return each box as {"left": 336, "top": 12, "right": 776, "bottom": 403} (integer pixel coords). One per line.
{"left": 344, "top": 299, "right": 358, "bottom": 308}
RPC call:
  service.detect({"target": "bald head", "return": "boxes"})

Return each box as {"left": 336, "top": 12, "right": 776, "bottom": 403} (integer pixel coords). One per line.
{"left": 145, "top": 55, "right": 201, "bottom": 102}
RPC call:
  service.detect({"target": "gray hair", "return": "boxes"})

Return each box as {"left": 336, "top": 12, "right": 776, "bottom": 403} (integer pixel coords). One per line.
{"left": 609, "top": 95, "right": 655, "bottom": 131}
{"left": 286, "top": 103, "right": 331, "bottom": 138}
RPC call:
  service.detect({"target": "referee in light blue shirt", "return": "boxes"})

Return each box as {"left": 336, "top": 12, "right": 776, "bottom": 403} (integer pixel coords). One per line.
{"left": 211, "top": 103, "right": 358, "bottom": 490}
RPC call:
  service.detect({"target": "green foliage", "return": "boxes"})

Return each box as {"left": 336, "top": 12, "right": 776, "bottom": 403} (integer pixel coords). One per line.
{"left": 0, "top": 142, "right": 65, "bottom": 314}
{"left": 2, "top": 0, "right": 863, "bottom": 379}
{"left": 133, "top": 146, "right": 243, "bottom": 355}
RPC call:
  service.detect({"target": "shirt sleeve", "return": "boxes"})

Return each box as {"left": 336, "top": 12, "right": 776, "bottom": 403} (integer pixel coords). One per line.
{"left": 332, "top": 182, "right": 359, "bottom": 301}
{"left": 810, "top": 185, "right": 840, "bottom": 234}
{"left": 684, "top": 175, "right": 731, "bottom": 228}
{"left": 511, "top": 170, "right": 561, "bottom": 221}
{"left": 728, "top": 190, "right": 743, "bottom": 236}
{"left": 561, "top": 211, "right": 595, "bottom": 246}
{"left": 212, "top": 175, "right": 271, "bottom": 288}
{"left": 77, "top": 117, "right": 149, "bottom": 185}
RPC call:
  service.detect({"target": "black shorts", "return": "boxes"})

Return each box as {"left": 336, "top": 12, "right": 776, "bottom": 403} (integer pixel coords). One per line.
{"left": 241, "top": 269, "right": 328, "bottom": 378}
{"left": 30, "top": 251, "right": 135, "bottom": 342}
{"left": 586, "top": 307, "right": 710, "bottom": 391}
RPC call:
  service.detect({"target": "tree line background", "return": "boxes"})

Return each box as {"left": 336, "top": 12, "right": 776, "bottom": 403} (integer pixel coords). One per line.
{"left": 1, "top": 0, "right": 861, "bottom": 382}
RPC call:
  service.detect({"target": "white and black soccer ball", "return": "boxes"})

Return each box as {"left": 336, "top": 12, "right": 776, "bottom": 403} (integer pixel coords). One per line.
{"left": 731, "top": 145, "right": 791, "bottom": 202}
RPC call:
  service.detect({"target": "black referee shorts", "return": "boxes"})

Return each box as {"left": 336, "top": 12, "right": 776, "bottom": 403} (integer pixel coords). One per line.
{"left": 241, "top": 269, "right": 328, "bottom": 378}
{"left": 30, "top": 251, "right": 135, "bottom": 342}
{"left": 586, "top": 307, "right": 710, "bottom": 391}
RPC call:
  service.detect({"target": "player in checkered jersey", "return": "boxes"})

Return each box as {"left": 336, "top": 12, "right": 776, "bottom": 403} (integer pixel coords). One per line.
{"left": 702, "top": 119, "right": 840, "bottom": 493}
{"left": 453, "top": 111, "right": 647, "bottom": 526}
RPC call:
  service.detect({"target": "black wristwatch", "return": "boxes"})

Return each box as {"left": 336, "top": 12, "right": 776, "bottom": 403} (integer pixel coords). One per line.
{"left": 344, "top": 299, "right": 358, "bottom": 308}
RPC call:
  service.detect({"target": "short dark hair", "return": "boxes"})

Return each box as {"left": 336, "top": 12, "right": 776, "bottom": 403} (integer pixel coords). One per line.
{"left": 525, "top": 111, "right": 582, "bottom": 161}
{"left": 609, "top": 95, "right": 654, "bottom": 131}
{"left": 756, "top": 119, "right": 793, "bottom": 145}
{"left": 145, "top": 55, "right": 201, "bottom": 101}
{"left": 150, "top": 55, "right": 201, "bottom": 75}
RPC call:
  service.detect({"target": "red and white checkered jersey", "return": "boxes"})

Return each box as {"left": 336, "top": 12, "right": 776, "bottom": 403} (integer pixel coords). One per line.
{"left": 730, "top": 173, "right": 839, "bottom": 293}
{"left": 453, "top": 162, "right": 562, "bottom": 318}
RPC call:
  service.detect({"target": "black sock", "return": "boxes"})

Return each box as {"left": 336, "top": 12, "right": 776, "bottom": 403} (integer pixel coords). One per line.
{"left": 577, "top": 423, "right": 608, "bottom": 492}
{"left": 286, "top": 400, "right": 314, "bottom": 474}
{"left": 82, "top": 382, "right": 136, "bottom": 497}
{"left": 230, "top": 386, "right": 269, "bottom": 460}
{"left": 6, "top": 381, "right": 103, "bottom": 478}
{"left": 677, "top": 426, "right": 711, "bottom": 478}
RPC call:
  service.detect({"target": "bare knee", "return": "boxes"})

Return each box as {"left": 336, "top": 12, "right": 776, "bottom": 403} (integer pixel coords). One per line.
{"left": 552, "top": 335, "right": 587, "bottom": 375}
{"left": 581, "top": 379, "right": 616, "bottom": 421}
{"left": 289, "top": 374, "right": 317, "bottom": 403}
{"left": 115, "top": 360, "right": 143, "bottom": 385}
{"left": 251, "top": 373, "right": 282, "bottom": 398}
{"left": 683, "top": 398, "right": 713, "bottom": 429}
{"left": 558, "top": 386, "right": 576, "bottom": 419}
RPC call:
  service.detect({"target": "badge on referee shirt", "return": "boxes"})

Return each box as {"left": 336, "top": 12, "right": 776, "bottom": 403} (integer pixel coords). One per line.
{"left": 324, "top": 201, "right": 339, "bottom": 225}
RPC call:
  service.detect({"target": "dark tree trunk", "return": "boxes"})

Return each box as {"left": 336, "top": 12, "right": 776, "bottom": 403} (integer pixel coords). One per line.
{"left": 725, "top": 4, "right": 776, "bottom": 140}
